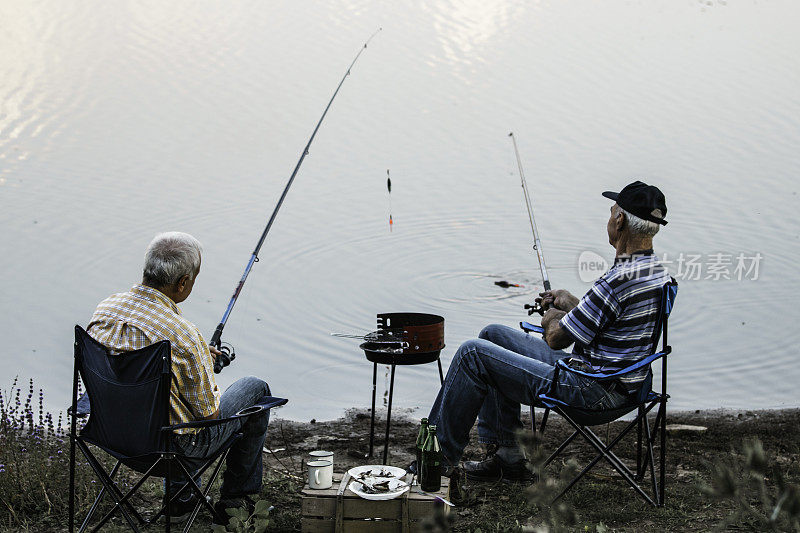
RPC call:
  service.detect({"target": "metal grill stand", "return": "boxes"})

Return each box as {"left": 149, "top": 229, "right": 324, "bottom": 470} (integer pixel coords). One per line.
{"left": 361, "top": 313, "right": 446, "bottom": 465}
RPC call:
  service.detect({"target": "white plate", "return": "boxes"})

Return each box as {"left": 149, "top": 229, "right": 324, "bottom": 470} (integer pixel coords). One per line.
{"left": 349, "top": 479, "right": 410, "bottom": 501}
{"left": 346, "top": 465, "right": 406, "bottom": 481}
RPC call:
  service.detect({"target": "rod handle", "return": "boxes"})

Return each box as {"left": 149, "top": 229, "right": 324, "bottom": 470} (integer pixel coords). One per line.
{"left": 210, "top": 323, "right": 224, "bottom": 348}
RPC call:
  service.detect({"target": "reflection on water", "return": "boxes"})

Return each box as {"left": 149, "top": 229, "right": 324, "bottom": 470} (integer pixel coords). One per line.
{"left": 1, "top": 0, "right": 799, "bottom": 419}
{"left": 422, "top": 0, "right": 521, "bottom": 67}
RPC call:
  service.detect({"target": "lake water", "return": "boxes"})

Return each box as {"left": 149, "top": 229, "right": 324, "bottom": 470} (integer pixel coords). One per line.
{"left": 1, "top": 0, "right": 798, "bottom": 421}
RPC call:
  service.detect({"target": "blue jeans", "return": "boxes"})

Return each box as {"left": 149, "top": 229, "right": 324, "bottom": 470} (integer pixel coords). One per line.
{"left": 170, "top": 376, "right": 271, "bottom": 500}
{"left": 428, "top": 324, "right": 628, "bottom": 466}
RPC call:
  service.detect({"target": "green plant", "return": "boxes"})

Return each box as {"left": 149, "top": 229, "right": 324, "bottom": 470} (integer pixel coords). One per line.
{"left": 211, "top": 499, "right": 272, "bottom": 533}
{"left": 702, "top": 437, "right": 800, "bottom": 531}
{"left": 517, "top": 429, "right": 580, "bottom": 532}
{"left": 0, "top": 377, "right": 82, "bottom": 524}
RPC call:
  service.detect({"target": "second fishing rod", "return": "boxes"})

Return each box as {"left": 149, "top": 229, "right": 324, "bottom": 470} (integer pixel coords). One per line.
{"left": 508, "top": 132, "right": 553, "bottom": 317}
{"left": 212, "top": 29, "right": 382, "bottom": 373}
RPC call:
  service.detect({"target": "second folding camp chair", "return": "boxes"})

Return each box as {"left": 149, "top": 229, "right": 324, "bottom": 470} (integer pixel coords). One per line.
{"left": 67, "top": 325, "right": 288, "bottom": 532}
{"left": 521, "top": 277, "right": 677, "bottom": 507}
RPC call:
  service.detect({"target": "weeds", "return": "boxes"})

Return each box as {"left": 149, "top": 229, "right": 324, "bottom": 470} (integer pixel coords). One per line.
{"left": 703, "top": 437, "right": 800, "bottom": 531}
{"left": 0, "top": 377, "right": 76, "bottom": 526}
{"left": 518, "top": 429, "right": 580, "bottom": 532}
{"left": 0, "top": 377, "right": 150, "bottom": 529}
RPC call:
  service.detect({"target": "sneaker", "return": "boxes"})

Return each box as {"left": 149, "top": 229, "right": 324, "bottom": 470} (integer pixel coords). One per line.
{"left": 213, "top": 495, "right": 256, "bottom": 525}
{"left": 463, "top": 454, "right": 534, "bottom": 483}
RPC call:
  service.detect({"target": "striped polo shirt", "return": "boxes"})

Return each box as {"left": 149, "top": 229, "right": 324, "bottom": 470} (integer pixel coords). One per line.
{"left": 560, "top": 250, "right": 669, "bottom": 390}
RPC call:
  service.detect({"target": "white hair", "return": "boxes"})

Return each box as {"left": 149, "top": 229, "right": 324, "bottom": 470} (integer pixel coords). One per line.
{"left": 617, "top": 206, "right": 660, "bottom": 236}
{"left": 142, "top": 232, "right": 203, "bottom": 288}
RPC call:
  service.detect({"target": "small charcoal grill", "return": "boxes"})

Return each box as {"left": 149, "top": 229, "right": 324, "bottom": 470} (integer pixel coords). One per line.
{"left": 360, "top": 312, "right": 445, "bottom": 365}
{"left": 359, "top": 312, "right": 446, "bottom": 464}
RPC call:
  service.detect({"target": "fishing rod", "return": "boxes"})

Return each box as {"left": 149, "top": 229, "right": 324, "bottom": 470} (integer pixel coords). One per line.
{"left": 508, "top": 132, "right": 551, "bottom": 316}
{"left": 211, "top": 29, "right": 382, "bottom": 373}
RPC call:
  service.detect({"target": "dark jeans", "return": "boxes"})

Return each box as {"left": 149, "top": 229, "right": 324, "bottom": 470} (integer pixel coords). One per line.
{"left": 428, "top": 324, "right": 629, "bottom": 466}
{"left": 170, "top": 376, "right": 271, "bottom": 500}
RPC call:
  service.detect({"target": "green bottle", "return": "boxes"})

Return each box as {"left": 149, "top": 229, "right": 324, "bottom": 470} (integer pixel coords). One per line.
{"left": 420, "top": 424, "right": 442, "bottom": 492}
{"left": 415, "top": 418, "right": 429, "bottom": 473}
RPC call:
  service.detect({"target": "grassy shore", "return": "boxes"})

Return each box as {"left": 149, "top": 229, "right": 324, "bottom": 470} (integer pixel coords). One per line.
{"left": 2, "top": 379, "right": 799, "bottom": 531}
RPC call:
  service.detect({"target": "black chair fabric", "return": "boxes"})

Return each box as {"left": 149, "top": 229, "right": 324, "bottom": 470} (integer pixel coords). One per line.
{"left": 76, "top": 328, "right": 171, "bottom": 460}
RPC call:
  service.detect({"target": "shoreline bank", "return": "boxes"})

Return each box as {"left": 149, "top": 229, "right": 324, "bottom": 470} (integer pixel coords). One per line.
{"left": 2, "top": 407, "right": 798, "bottom": 531}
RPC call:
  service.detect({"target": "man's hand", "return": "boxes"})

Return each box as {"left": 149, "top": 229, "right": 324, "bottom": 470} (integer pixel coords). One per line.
{"left": 541, "top": 308, "right": 574, "bottom": 350}
{"left": 209, "top": 345, "right": 222, "bottom": 362}
{"left": 541, "top": 308, "right": 564, "bottom": 330}
{"left": 202, "top": 345, "right": 221, "bottom": 420}
{"left": 536, "top": 289, "right": 579, "bottom": 313}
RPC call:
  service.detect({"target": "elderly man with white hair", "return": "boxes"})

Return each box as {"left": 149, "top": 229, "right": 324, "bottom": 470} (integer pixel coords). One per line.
{"left": 87, "top": 232, "right": 271, "bottom": 522}
{"left": 426, "top": 181, "right": 671, "bottom": 483}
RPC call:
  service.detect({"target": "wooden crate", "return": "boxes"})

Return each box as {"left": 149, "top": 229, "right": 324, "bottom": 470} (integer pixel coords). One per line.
{"left": 301, "top": 475, "right": 450, "bottom": 533}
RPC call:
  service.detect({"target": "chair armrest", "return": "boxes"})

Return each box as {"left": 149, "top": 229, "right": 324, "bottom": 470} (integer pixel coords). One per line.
{"left": 66, "top": 392, "right": 92, "bottom": 418}
{"left": 165, "top": 417, "right": 239, "bottom": 432}
{"left": 520, "top": 321, "right": 544, "bottom": 335}
{"left": 161, "top": 396, "right": 288, "bottom": 433}
{"left": 555, "top": 348, "right": 671, "bottom": 380}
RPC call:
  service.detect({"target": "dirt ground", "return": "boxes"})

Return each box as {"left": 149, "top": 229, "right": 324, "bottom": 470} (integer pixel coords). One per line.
{"left": 256, "top": 407, "right": 800, "bottom": 532}
{"left": 14, "top": 408, "right": 797, "bottom": 532}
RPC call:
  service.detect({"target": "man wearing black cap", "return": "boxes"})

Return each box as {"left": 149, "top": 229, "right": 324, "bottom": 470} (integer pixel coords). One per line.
{"left": 425, "top": 181, "right": 670, "bottom": 482}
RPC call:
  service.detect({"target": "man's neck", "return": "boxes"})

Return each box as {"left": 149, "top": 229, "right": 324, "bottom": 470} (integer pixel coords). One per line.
{"left": 142, "top": 281, "right": 178, "bottom": 303}
{"left": 614, "top": 235, "right": 653, "bottom": 258}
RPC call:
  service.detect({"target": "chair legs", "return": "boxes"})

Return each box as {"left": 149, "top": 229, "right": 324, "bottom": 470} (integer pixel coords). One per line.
{"left": 544, "top": 399, "right": 666, "bottom": 507}
{"left": 636, "top": 407, "right": 644, "bottom": 479}
{"left": 76, "top": 440, "right": 143, "bottom": 532}
{"left": 560, "top": 421, "right": 655, "bottom": 506}
{"left": 81, "top": 461, "right": 123, "bottom": 532}
{"left": 164, "top": 452, "right": 171, "bottom": 533}
{"left": 528, "top": 405, "right": 551, "bottom": 435}
{"left": 543, "top": 429, "right": 579, "bottom": 468}
{"left": 71, "top": 438, "right": 233, "bottom": 532}
{"left": 659, "top": 399, "right": 667, "bottom": 506}
{"left": 152, "top": 450, "right": 230, "bottom": 528}
{"left": 540, "top": 407, "right": 550, "bottom": 434}
{"left": 180, "top": 449, "right": 231, "bottom": 531}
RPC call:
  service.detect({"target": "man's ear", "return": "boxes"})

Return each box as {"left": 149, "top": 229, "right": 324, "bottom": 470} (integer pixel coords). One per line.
{"left": 615, "top": 210, "right": 627, "bottom": 231}
{"left": 177, "top": 274, "right": 191, "bottom": 292}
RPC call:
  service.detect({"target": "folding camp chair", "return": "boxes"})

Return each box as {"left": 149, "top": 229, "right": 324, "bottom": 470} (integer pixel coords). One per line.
{"left": 520, "top": 277, "right": 677, "bottom": 507}
{"left": 67, "top": 325, "right": 288, "bottom": 532}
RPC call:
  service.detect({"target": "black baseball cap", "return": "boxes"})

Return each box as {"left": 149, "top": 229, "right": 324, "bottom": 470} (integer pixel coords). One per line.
{"left": 602, "top": 180, "right": 668, "bottom": 225}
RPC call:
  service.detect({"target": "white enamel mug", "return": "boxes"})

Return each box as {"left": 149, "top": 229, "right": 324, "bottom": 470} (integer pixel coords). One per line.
{"left": 308, "top": 460, "right": 333, "bottom": 489}
{"left": 308, "top": 450, "right": 334, "bottom": 482}
{"left": 308, "top": 450, "right": 334, "bottom": 465}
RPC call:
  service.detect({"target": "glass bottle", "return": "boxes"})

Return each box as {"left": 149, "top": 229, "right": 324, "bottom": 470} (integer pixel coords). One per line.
{"left": 415, "top": 417, "right": 429, "bottom": 472}
{"left": 420, "top": 424, "right": 442, "bottom": 492}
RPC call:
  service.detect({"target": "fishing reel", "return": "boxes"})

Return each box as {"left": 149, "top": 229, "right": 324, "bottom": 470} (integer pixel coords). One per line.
{"left": 524, "top": 302, "right": 545, "bottom": 316}
{"left": 213, "top": 342, "right": 236, "bottom": 374}
{"left": 524, "top": 296, "right": 554, "bottom": 316}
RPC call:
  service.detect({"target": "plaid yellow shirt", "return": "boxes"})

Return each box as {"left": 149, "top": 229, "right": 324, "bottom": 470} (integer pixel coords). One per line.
{"left": 87, "top": 284, "right": 221, "bottom": 434}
